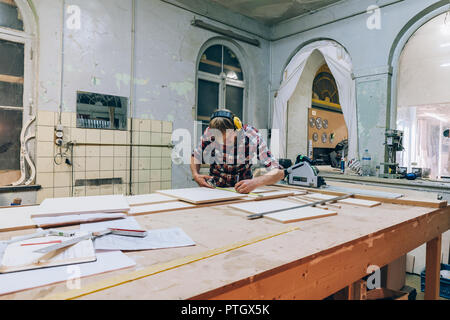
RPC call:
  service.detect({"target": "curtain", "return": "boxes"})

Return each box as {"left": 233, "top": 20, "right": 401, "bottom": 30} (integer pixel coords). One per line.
{"left": 272, "top": 40, "right": 358, "bottom": 160}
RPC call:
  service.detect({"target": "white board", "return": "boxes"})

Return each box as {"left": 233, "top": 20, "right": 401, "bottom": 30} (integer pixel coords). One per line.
{"left": 0, "top": 206, "right": 36, "bottom": 232}
{"left": 337, "top": 198, "right": 381, "bottom": 208}
{"left": 129, "top": 201, "right": 195, "bottom": 216}
{"left": 265, "top": 207, "right": 337, "bottom": 224}
{"left": 228, "top": 199, "right": 300, "bottom": 215}
{"left": 126, "top": 194, "right": 178, "bottom": 206}
{"left": 32, "top": 213, "right": 127, "bottom": 228}
{"left": 156, "top": 188, "right": 247, "bottom": 204}
{"left": 31, "top": 195, "right": 130, "bottom": 218}
{"left": 0, "top": 233, "right": 96, "bottom": 274}
{"left": 0, "top": 251, "right": 135, "bottom": 296}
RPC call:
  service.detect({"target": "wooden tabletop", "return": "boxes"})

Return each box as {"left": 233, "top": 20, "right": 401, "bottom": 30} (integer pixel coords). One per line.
{"left": 1, "top": 186, "right": 448, "bottom": 300}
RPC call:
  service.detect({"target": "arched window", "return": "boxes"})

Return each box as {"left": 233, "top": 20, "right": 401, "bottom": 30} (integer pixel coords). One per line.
{"left": 196, "top": 44, "right": 245, "bottom": 132}
{"left": 0, "top": 0, "right": 34, "bottom": 186}
{"left": 396, "top": 12, "right": 450, "bottom": 180}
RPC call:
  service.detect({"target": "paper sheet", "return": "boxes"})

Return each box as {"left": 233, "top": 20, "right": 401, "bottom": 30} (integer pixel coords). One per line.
{"left": 91, "top": 227, "right": 196, "bottom": 251}
{"left": 80, "top": 218, "right": 195, "bottom": 251}
{"left": 0, "top": 250, "right": 136, "bottom": 296}
{"left": 80, "top": 217, "right": 142, "bottom": 232}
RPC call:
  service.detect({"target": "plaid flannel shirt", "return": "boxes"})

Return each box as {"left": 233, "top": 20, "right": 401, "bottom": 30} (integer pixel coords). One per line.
{"left": 192, "top": 125, "right": 281, "bottom": 188}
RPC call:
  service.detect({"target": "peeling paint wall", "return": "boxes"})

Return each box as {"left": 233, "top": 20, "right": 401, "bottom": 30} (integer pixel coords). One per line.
{"left": 27, "top": 0, "right": 271, "bottom": 201}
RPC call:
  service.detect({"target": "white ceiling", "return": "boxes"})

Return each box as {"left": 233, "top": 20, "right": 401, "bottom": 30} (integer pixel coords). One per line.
{"left": 207, "top": 0, "right": 344, "bottom": 25}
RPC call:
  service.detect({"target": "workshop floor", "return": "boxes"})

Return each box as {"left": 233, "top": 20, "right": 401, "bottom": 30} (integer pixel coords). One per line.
{"left": 405, "top": 273, "right": 448, "bottom": 300}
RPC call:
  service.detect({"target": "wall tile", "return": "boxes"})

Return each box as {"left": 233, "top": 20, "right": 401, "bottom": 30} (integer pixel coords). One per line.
{"left": 101, "top": 157, "right": 114, "bottom": 171}
{"left": 100, "top": 146, "right": 114, "bottom": 157}
{"left": 140, "top": 132, "right": 151, "bottom": 145}
{"left": 37, "top": 125, "right": 54, "bottom": 142}
{"left": 150, "top": 182, "right": 161, "bottom": 192}
{"left": 36, "top": 142, "right": 54, "bottom": 158}
{"left": 150, "top": 132, "right": 161, "bottom": 145}
{"left": 73, "top": 186, "right": 86, "bottom": 197}
{"left": 37, "top": 172, "right": 54, "bottom": 188}
{"left": 150, "top": 170, "right": 161, "bottom": 182}
{"left": 114, "top": 130, "right": 127, "bottom": 144}
{"left": 86, "top": 145, "right": 100, "bottom": 157}
{"left": 101, "top": 130, "right": 114, "bottom": 144}
{"left": 85, "top": 129, "right": 100, "bottom": 143}
{"left": 151, "top": 158, "right": 162, "bottom": 170}
{"left": 36, "top": 157, "right": 54, "bottom": 173}
{"left": 54, "top": 187, "right": 70, "bottom": 198}
{"left": 86, "top": 157, "right": 100, "bottom": 171}
{"left": 54, "top": 172, "right": 71, "bottom": 188}
{"left": 162, "top": 121, "right": 173, "bottom": 133}
{"left": 37, "top": 188, "right": 54, "bottom": 204}
{"left": 138, "top": 182, "right": 150, "bottom": 195}
{"left": 151, "top": 120, "right": 162, "bottom": 133}
{"left": 71, "top": 128, "right": 86, "bottom": 144}
{"left": 114, "top": 157, "right": 127, "bottom": 171}
{"left": 37, "top": 111, "right": 55, "bottom": 127}
{"left": 86, "top": 186, "right": 100, "bottom": 196}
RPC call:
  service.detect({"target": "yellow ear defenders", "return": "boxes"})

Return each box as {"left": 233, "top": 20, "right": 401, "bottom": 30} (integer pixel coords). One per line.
{"left": 210, "top": 110, "right": 243, "bottom": 131}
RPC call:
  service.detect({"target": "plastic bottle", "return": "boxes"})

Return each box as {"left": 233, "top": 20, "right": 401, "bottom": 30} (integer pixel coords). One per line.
{"left": 340, "top": 156, "right": 345, "bottom": 174}
{"left": 362, "top": 150, "right": 372, "bottom": 176}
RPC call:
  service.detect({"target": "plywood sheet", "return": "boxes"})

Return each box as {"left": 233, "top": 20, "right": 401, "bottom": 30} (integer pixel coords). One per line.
{"left": 0, "top": 206, "right": 36, "bottom": 232}
{"left": 129, "top": 201, "right": 195, "bottom": 216}
{"left": 337, "top": 198, "right": 381, "bottom": 208}
{"left": 32, "top": 213, "right": 127, "bottom": 229}
{"left": 156, "top": 188, "right": 247, "bottom": 204}
{"left": 31, "top": 195, "right": 130, "bottom": 218}
{"left": 126, "top": 194, "right": 178, "bottom": 207}
{"left": 265, "top": 207, "right": 337, "bottom": 224}
{"left": 228, "top": 199, "right": 300, "bottom": 215}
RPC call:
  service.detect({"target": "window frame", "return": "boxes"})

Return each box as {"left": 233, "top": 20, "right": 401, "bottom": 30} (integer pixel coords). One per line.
{"left": 196, "top": 43, "right": 247, "bottom": 125}
{"left": 0, "top": 0, "right": 37, "bottom": 186}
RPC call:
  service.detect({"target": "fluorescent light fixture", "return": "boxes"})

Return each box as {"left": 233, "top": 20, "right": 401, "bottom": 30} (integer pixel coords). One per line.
{"left": 441, "top": 42, "right": 450, "bottom": 47}
{"left": 441, "top": 62, "right": 450, "bottom": 67}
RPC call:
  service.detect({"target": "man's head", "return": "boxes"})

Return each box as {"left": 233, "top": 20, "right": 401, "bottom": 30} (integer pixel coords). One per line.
{"left": 210, "top": 109, "right": 236, "bottom": 133}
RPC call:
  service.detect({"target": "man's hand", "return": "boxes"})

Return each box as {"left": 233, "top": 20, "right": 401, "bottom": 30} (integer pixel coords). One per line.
{"left": 235, "top": 179, "right": 259, "bottom": 194}
{"left": 193, "top": 174, "right": 214, "bottom": 188}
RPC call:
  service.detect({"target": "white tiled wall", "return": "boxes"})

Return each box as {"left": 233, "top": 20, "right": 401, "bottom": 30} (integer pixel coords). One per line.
{"left": 35, "top": 111, "right": 173, "bottom": 203}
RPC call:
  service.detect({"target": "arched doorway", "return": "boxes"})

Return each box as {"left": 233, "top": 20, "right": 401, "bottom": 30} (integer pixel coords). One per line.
{"left": 287, "top": 50, "right": 348, "bottom": 166}
{"left": 273, "top": 40, "right": 356, "bottom": 165}
{"left": 396, "top": 12, "right": 450, "bottom": 180}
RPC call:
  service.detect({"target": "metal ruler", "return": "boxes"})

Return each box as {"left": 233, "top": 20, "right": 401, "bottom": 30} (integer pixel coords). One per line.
{"left": 246, "top": 193, "right": 354, "bottom": 220}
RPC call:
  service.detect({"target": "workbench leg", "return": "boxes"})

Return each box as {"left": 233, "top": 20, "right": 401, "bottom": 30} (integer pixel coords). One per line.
{"left": 425, "top": 235, "right": 442, "bottom": 300}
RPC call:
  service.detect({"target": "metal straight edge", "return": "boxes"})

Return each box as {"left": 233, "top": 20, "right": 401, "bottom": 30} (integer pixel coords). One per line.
{"left": 246, "top": 194, "right": 354, "bottom": 220}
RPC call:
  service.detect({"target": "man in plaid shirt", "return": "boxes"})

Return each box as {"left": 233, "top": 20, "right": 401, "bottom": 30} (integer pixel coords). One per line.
{"left": 191, "top": 109, "right": 285, "bottom": 194}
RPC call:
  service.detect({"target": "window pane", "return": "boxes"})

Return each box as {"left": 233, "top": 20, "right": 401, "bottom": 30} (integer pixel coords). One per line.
{"left": 223, "top": 47, "right": 243, "bottom": 81}
{"left": 0, "top": 39, "right": 24, "bottom": 77}
{"left": 0, "top": 39, "right": 24, "bottom": 107}
{"left": 0, "top": 109, "right": 22, "bottom": 171}
{"left": 0, "top": 81, "right": 23, "bottom": 107}
{"left": 197, "top": 79, "right": 219, "bottom": 119}
{"left": 0, "top": 1, "right": 24, "bottom": 31}
{"left": 199, "top": 45, "right": 222, "bottom": 75}
{"left": 225, "top": 85, "right": 243, "bottom": 120}
{"left": 397, "top": 13, "right": 450, "bottom": 180}
{"left": 76, "top": 92, "right": 128, "bottom": 130}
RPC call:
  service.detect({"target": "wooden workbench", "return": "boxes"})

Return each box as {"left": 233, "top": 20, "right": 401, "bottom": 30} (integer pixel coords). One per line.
{"left": 0, "top": 185, "right": 449, "bottom": 300}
